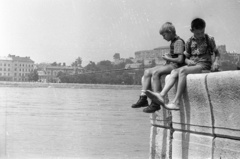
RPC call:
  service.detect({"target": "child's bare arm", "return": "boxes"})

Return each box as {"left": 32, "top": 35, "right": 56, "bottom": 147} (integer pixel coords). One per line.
{"left": 211, "top": 48, "right": 220, "bottom": 71}
{"left": 162, "top": 54, "right": 184, "bottom": 64}
{"left": 162, "top": 39, "right": 185, "bottom": 64}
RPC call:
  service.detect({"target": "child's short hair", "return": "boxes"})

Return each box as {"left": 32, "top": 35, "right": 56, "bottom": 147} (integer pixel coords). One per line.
{"left": 159, "top": 22, "right": 176, "bottom": 35}
{"left": 191, "top": 18, "right": 206, "bottom": 30}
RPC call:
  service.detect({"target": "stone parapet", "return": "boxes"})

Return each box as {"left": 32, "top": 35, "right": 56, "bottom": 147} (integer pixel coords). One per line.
{"left": 172, "top": 131, "right": 213, "bottom": 159}
{"left": 150, "top": 127, "right": 172, "bottom": 159}
{"left": 150, "top": 70, "right": 240, "bottom": 159}
{"left": 207, "top": 71, "right": 240, "bottom": 139}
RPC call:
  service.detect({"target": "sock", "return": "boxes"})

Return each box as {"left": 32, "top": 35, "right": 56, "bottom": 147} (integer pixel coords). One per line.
{"left": 141, "top": 90, "right": 146, "bottom": 96}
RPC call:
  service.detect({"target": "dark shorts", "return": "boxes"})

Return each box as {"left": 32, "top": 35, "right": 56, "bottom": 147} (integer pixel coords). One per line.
{"left": 196, "top": 61, "right": 212, "bottom": 70}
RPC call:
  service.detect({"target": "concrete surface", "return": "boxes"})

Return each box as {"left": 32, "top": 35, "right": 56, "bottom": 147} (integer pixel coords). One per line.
{"left": 150, "top": 71, "right": 240, "bottom": 159}
{"left": 172, "top": 131, "right": 213, "bottom": 159}
{"left": 149, "top": 127, "right": 171, "bottom": 159}
{"left": 207, "top": 71, "right": 240, "bottom": 139}
{"left": 171, "top": 73, "right": 213, "bottom": 135}
{"left": 213, "top": 137, "right": 240, "bottom": 159}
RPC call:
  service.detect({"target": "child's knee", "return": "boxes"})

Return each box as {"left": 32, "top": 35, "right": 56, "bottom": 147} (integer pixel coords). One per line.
{"left": 179, "top": 68, "right": 187, "bottom": 75}
{"left": 165, "top": 74, "right": 171, "bottom": 81}
{"left": 152, "top": 70, "right": 164, "bottom": 78}
{"left": 144, "top": 69, "right": 152, "bottom": 77}
{"left": 170, "top": 70, "right": 178, "bottom": 78}
{"left": 171, "top": 69, "right": 177, "bottom": 75}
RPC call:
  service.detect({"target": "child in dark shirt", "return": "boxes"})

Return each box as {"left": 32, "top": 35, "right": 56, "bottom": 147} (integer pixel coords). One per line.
{"left": 131, "top": 22, "right": 185, "bottom": 113}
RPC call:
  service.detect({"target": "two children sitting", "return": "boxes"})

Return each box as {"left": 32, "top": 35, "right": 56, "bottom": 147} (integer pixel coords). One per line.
{"left": 132, "top": 18, "right": 220, "bottom": 112}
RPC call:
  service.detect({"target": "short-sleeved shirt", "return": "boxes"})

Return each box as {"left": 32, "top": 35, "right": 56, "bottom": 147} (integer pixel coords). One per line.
{"left": 173, "top": 40, "right": 185, "bottom": 55}
{"left": 184, "top": 34, "right": 216, "bottom": 63}
{"left": 168, "top": 36, "right": 185, "bottom": 68}
{"left": 170, "top": 36, "right": 185, "bottom": 58}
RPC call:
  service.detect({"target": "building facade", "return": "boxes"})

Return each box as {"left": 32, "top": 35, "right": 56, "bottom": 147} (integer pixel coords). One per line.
{"left": 38, "top": 65, "right": 84, "bottom": 83}
{"left": 217, "top": 45, "right": 240, "bottom": 70}
{"left": 113, "top": 53, "right": 126, "bottom": 65}
{"left": 134, "top": 46, "right": 169, "bottom": 66}
{"left": 0, "top": 55, "right": 34, "bottom": 81}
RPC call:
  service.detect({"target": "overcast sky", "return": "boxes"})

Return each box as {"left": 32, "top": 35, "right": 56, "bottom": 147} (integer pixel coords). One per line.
{"left": 0, "top": 0, "right": 239, "bottom": 66}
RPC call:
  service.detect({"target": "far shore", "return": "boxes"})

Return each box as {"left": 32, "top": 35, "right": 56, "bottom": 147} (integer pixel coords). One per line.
{"left": 0, "top": 81, "right": 141, "bottom": 89}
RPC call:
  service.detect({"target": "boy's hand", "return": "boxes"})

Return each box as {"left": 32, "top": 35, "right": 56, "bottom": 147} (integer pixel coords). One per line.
{"left": 185, "top": 59, "right": 196, "bottom": 66}
{"left": 211, "top": 61, "right": 220, "bottom": 72}
{"left": 162, "top": 53, "right": 171, "bottom": 60}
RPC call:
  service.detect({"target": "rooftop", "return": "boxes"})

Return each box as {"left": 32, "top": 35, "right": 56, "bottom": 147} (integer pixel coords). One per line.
{"left": 0, "top": 56, "right": 12, "bottom": 61}
{"left": 10, "top": 56, "right": 34, "bottom": 62}
{"left": 46, "top": 66, "right": 83, "bottom": 70}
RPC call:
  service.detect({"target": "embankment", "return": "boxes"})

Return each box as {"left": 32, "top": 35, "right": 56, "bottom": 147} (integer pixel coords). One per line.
{"left": 150, "top": 70, "right": 240, "bottom": 159}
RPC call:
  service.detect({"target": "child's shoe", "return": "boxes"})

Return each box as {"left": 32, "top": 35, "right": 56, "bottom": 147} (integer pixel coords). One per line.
{"left": 131, "top": 95, "right": 149, "bottom": 108}
{"left": 142, "top": 102, "right": 160, "bottom": 113}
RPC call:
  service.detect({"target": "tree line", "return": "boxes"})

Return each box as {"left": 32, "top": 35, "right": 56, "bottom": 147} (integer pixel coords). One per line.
{"left": 27, "top": 57, "right": 146, "bottom": 85}
{"left": 57, "top": 59, "right": 145, "bottom": 85}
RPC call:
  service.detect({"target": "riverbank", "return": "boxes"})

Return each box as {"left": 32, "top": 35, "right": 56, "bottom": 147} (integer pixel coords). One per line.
{"left": 0, "top": 81, "right": 142, "bottom": 90}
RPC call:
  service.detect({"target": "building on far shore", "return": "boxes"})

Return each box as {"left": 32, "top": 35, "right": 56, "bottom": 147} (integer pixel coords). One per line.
{"left": 37, "top": 65, "right": 84, "bottom": 83}
{"left": 124, "top": 46, "right": 169, "bottom": 69}
{"left": 0, "top": 55, "right": 34, "bottom": 81}
{"left": 113, "top": 53, "right": 124, "bottom": 65}
{"left": 127, "top": 45, "right": 240, "bottom": 70}
{"left": 134, "top": 46, "right": 169, "bottom": 66}
{"left": 218, "top": 45, "right": 240, "bottom": 70}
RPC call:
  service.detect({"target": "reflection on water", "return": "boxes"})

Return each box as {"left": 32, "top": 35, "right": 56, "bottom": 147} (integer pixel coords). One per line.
{"left": 0, "top": 86, "right": 150, "bottom": 159}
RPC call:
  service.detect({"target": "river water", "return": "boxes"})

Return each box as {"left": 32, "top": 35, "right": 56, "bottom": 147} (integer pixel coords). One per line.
{"left": 0, "top": 85, "right": 151, "bottom": 159}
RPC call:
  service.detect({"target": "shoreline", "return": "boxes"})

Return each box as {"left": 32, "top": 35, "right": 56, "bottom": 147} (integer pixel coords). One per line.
{"left": 0, "top": 81, "right": 142, "bottom": 89}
